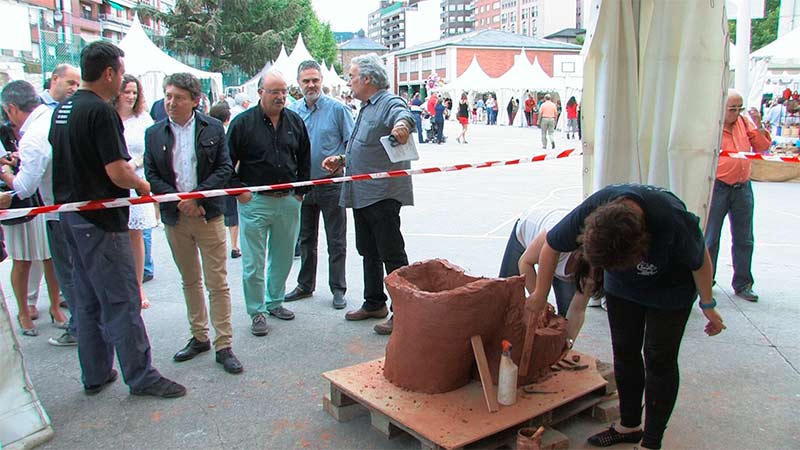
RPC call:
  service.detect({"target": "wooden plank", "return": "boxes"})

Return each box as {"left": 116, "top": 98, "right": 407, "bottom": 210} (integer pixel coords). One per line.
{"left": 519, "top": 310, "right": 539, "bottom": 377}
{"left": 321, "top": 354, "right": 607, "bottom": 450}
{"left": 470, "top": 335, "right": 499, "bottom": 413}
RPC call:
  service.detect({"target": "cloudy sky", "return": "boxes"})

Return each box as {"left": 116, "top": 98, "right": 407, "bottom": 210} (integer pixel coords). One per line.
{"left": 311, "top": 0, "right": 374, "bottom": 32}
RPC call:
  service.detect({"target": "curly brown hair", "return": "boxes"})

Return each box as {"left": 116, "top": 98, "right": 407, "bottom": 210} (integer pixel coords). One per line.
{"left": 578, "top": 198, "right": 650, "bottom": 272}
{"left": 111, "top": 74, "right": 146, "bottom": 116}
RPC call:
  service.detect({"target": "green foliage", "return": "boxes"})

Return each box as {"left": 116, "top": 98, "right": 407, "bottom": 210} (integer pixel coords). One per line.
{"left": 136, "top": 0, "right": 339, "bottom": 76}
{"left": 728, "top": 0, "right": 780, "bottom": 51}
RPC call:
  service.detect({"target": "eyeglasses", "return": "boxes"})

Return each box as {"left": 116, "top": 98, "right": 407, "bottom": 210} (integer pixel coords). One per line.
{"left": 727, "top": 106, "right": 746, "bottom": 112}
{"left": 261, "top": 88, "right": 288, "bottom": 96}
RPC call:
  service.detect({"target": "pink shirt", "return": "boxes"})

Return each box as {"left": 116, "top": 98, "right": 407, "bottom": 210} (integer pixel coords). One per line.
{"left": 539, "top": 101, "right": 557, "bottom": 119}
{"left": 717, "top": 116, "right": 771, "bottom": 185}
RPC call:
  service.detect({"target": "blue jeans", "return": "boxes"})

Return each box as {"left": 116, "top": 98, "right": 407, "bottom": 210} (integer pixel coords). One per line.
{"left": 704, "top": 179, "right": 755, "bottom": 292}
{"left": 46, "top": 220, "right": 77, "bottom": 336}
{"left": 60, "top": 213, "right": 161, "bottom": 391}
{"left": 411, "top": 111, "right": 424, "bottom": 143}
{"left": 498, "top": 221, "right": 574, "bottom": 317}
{"left": 297, "top": 184, "right": 347, "bottom": 295}
{"left": 143, "top": 228, "right": 154, "bottom": 278}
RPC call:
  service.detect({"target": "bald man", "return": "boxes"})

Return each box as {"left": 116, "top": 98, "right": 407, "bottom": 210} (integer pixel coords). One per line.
{"left": 705, "top": 89, "right": 770, "bottom": 303}
{"left": 41, "top": 64, "right": 80, "bottom": 107}
{"left": 227, "top": 71, "right": 311, "bottom": 336}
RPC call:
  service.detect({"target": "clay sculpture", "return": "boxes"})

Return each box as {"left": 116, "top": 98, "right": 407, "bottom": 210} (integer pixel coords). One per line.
{"left": 383, "top": 259, "right": 567, "bottom": 394}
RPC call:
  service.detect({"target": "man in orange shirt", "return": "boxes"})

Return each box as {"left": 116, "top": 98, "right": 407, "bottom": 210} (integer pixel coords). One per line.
{"left": 705, "top": 89, "right": 770, "bottom": 302}
{"left": 538, "top": 94, "right": 558, "bottom": 149}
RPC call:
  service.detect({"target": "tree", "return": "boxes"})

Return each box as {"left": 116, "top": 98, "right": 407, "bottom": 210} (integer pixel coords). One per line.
{"left": 137, "top": 0, "right": 339, "bottom": 76}
{"left": 729, "top": 0, "right": 780, "bottom": 52}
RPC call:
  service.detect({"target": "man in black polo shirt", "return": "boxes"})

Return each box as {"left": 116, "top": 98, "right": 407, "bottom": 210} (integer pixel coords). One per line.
{"left": 227, "top": 71, "right": 310, "bottom": 337}
{"left": 50, "top": 41, "right": 185, "bottom": 398}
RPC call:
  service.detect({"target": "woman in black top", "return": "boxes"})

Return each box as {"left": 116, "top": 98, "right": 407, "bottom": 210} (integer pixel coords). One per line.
{"left": 456, "top": 93, "right": 470, "bottom": 144}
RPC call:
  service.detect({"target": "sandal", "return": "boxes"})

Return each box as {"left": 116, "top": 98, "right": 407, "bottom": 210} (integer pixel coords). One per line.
{"left": 17, "top": 315, "right": 38, "bottom": 337}
{"left": 587, "top": 423, "right": 642, "bottom": 447}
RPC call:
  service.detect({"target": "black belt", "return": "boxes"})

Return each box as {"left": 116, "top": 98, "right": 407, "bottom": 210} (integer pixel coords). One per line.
{"left": 717, "top": 179, "right": 748, "bottom": 189}
{"left": 256, "top": 190, "right": 292, "bottom": 197}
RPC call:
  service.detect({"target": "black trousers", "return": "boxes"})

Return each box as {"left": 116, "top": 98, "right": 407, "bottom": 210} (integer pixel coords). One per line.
{"left": 353, "top": 199, "right": 408, "bottom": 311}
{"left": 606, "top": 293, "right": 691, "bottom": 446}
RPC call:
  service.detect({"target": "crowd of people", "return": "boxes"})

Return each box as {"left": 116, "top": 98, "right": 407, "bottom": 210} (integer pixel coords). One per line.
{"left": 0, "top": 41, "right": 761, "bottom": 449}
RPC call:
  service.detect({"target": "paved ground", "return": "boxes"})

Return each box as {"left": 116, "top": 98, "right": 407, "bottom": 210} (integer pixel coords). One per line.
{"left": 3, "top": 120, "right": 798, "bottom": 449}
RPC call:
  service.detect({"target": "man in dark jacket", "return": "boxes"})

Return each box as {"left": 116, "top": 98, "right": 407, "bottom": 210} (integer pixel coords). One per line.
{"left": 144, "top": 72, "right": 242, "bottom": 374}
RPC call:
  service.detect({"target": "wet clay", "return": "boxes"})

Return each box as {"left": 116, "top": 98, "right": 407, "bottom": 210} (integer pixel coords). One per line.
{"left": 383, "top": 259, "right": 567, "bottom": 394}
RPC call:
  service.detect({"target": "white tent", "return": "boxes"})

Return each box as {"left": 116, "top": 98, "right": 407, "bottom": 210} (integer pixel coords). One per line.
{"left": 581, "top": 0, "right": 727, "bottom": 224}
{"left": 489, "top": 51, "right": 562, "bottom": 127}
{"left": 118, "top": 16, "right": 223, "bottom": 104}
{"left": 438, "top": 56, "right": 493, "bottom": 94}
{"left": 324, "top": 64, "right": 348, "bottom": 89}
{"left": 751, "top": 25, "right": 800, "bottom": 66}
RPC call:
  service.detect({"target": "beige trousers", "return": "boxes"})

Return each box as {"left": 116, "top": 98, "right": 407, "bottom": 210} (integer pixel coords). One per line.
{"left": 165, "top": 215, "right": 232, "bottom": 350}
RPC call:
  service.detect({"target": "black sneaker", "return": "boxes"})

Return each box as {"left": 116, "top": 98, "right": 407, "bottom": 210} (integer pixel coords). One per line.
{"left": 267, "top": 306, "right": 295, "bottom": 320}
{"left": 735, "top": 287, "right": 759, "bottom": 302}
{"left": 587, "top": 424, "right": 643, "bottom": 447}
{"left": 131, "top": 377, "right": 186, "bottom": 398}
{"left": 84, "top": 369, "right": 118, "bottom": 395}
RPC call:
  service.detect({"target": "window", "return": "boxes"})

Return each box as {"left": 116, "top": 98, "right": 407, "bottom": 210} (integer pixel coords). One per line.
{"left": 561, "top": 62, "right": 576, "bottom": 73}
{"left": 435, "top": 53, "right": 446, "bottom": 69}
{"left": 493, "top": 15, "right": 500, "bottom": 23}
{"left": 493, "top": 2, "right": 500, "bottom": 10}
{"left": 81, "top": 4, "right": 92, "bottom": 19}
{"left": 449, "top": 4, "right": 456, "bottom": 10}
{"left": 422, "top": 55, "right": 432, "bottom": 70}
{"left": 410, "top": 58, "right": 419, "bottom": 72}
{"left": 399, "top": 59, "right": 408, "bottom": 73}
{"left": 456, "top": 4, "right": 463, "bottom": 10}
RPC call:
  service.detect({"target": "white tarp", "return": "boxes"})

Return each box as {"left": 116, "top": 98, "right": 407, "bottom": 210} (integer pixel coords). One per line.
{"left": 324, "top": 64, "right": 348, "bottom": 89}
{"left": 0, "top": 4, "right": 32, "bottom": 52}
{"left": 118, "top": 16, "right": 223, "bottom": 103}
{"left": 0, "top": 285, "right": 53, "bottom": 449}
{"left": 581, "top": 0, "right": 727, "bottom": 224}
{"left": 492, "top": 51, "right": 564, "bottom": 127}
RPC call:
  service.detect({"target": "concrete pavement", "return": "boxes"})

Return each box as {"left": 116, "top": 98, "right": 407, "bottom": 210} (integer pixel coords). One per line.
{"left": 3, "top": 119, "right": 798, "bottom": 449}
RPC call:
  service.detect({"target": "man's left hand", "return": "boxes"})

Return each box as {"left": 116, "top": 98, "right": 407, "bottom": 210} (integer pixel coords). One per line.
{"left": 391, "top": 121, "right": 410, "bottom": 145}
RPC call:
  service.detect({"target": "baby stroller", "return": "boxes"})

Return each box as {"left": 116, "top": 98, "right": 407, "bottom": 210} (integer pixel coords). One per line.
{"left": 423, "top": 113, "right": 445, "bottom": 144}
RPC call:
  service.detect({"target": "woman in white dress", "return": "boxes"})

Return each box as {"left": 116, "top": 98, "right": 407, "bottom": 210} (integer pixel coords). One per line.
{"left": 113, "top": 74, "right": 156, "bottom": 308}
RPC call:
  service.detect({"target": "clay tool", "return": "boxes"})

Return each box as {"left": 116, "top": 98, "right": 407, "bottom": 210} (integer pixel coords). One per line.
{"left": 519, "top": 306, "right": 540, "bottom": 377}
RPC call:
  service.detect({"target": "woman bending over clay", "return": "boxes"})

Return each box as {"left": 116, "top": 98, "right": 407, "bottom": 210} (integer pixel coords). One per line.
{"left": 498, "top": 206, "right": 603, "bottom": 343}
{"left": 527, "top": 184, "right": 724, "bottom": 450}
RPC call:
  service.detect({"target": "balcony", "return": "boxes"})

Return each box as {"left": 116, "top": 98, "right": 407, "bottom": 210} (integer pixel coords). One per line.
{"left": 98, "top": 13, "right": 130, "bottom": 26}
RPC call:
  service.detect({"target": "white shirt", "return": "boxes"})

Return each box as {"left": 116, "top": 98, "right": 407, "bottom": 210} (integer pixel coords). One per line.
{"left": 123, "top": 113, "right": 154, "bottom": 178}
{"left": 515, "top": 206, "right": 573, "bottom": 281}
{"left": 13, "top": 105, "right": 56, "bottom": 220}
{"left": 169, "top": 114, "right": 197, "bottom": 193}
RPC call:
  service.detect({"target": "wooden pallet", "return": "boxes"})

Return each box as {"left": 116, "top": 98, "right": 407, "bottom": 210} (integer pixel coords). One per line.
{"left": 322, "top": 353, "right": 616, "bottom": 450}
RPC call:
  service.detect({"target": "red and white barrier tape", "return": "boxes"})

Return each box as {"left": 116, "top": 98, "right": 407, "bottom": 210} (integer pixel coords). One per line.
{"left": 0, "top": 148, "right": 580, "bottom": 221}
{"left": 720, "top": 150, "right": 800, "bottom": 164}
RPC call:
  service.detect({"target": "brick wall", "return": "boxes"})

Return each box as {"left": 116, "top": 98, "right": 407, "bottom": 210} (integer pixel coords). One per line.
{"left": 455, "top": 48, "right": 571, "bottom": 78}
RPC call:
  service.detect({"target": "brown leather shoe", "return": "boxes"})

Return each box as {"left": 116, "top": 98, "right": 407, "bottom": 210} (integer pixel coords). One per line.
{"left": 373, "top": 316, "right": 393, "bottom": 335}
{"left": 345, "top": 306, "right": 389, "bottom": 321}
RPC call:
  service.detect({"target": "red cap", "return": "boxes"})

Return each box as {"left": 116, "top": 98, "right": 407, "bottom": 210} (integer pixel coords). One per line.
{"left": 502, "top": 340, "right": 512, "bottom": 352}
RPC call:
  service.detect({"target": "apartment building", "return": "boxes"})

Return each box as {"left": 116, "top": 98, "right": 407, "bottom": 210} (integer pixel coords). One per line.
{"left": 368, "top": 0, "right": 440, "bottom": 51}
{"left": 440, "top": 0, "right": 475, "bottom": 37}
{"left": 475, "top": 0, "right": 576, "bottom": 38}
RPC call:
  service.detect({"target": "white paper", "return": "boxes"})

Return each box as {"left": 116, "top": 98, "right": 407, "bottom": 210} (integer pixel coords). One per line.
{"left": 380, "top": 135, "right": 419, "bottom": 163}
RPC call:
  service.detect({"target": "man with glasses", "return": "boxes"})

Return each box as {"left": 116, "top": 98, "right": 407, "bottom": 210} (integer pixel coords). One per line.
{"left": 227, "top": 71, "right": 310, "bottom": 337}
{"left": 321, "top": 53, "right": 415, "bottom": 335}
{"left": 705, "top": 89, "right": 771, "bottom": 303}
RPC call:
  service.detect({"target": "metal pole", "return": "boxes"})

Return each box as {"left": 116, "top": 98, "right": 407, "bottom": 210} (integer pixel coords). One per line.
{"left": 735, "top": 0, "right": 751, "bottom": 100}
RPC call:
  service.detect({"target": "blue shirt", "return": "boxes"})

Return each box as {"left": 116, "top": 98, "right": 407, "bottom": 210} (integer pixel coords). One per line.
{"left": 288, "top": 95, "right": 355, "bottom": 180}
{"left": 39, "top": 91, "right": 58, "bottom": 109}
